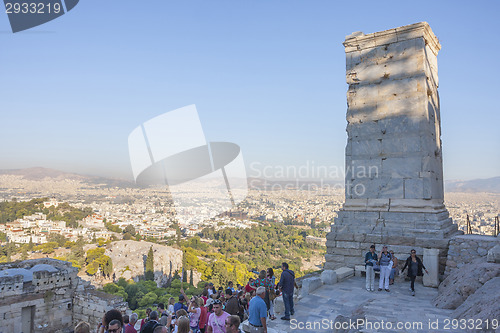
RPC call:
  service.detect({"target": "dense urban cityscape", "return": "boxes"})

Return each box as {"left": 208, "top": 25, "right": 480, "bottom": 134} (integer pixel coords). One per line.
{"left": 0, "top": 172, "right": 498, "bottom": 249}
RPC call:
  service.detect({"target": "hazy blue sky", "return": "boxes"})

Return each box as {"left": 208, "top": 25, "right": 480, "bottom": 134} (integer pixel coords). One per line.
{"left": 0, "top": 0, "right": 499, "bottom": 181}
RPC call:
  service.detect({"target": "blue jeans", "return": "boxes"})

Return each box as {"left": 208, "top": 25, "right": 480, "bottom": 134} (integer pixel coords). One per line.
{"left": 283, "top": 292, "right": 294, "bottom": 318}
{"left": 389, "top": 268, "right": 396, "bottom": 280}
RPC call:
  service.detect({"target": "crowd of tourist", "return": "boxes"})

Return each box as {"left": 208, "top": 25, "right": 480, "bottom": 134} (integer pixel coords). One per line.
{"left": 364, "top": 245, "right": 428, "bottom": 296}
{"left": 73, "top": 262, "right": 296, "bottom": 333}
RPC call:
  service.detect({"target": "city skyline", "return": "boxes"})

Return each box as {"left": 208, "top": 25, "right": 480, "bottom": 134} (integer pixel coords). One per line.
{"left": 1, "top": 1, "right": 499, "bottom": 181}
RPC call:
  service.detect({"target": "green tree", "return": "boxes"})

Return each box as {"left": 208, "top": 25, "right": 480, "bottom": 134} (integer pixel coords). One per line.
{"left": 116, "top": 277, "right": 128, "bottom": 289}
{"left": 145, "top": 246, "right": 154, "bottom": 281}
{"left": 123, "top": 233, "right": 133, "bottom": 240}
{"left": 102, "top": 282, "right": 127, "bottom": 300}
{"left": 47, "top": 233, "right": 67, "bottom": 247}
{"left": 138, "top": 291, "right": 157, "bottom": 308}
{"left": 85, "top": 248, "right": 113, "bottom": 277}
{"left": 34, "top": 242, "right": 58, "bottom": 254}
{"left": 105, "top": 222, "right": 121, "bottom": 233}
{"left": 123, "top": 225, "right": 136, "bottom": 236}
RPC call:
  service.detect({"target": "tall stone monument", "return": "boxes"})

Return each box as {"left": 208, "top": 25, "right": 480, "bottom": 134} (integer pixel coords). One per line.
{"left": 326, "top": 22, "right": 459, "bottom": 275}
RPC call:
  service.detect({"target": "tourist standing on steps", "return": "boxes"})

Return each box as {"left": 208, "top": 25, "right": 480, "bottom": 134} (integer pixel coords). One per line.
{"left": 364, "top": 244, "right": 378, "bottom": 291}
{"left": 248, "top": 287, "right": 268, "bottom": 333}
{"left": 389, "top": 250, "right": 398, "bottom": 285}
{"left": 401, "top": 249, "right": 428, "bottom": 296}
{"left": 378, "top": 245, "right": 392, "bottom": 292}
{"left": 278, "top": 262, "right": 295, "bottom": 321}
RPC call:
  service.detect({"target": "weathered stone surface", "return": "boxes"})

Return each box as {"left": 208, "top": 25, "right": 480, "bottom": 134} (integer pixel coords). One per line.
{"left": 332, "top": 302, "right": 367, "bottom": 333}
{"left": 321, "top": 270, "right": 338, "bottom": 285}
{"left": 300, "top": 277, "right": 323, "bottom": 298}
{"left": 444, "top": 235, "right": 498, "bottom": 278}
{"left": 451, "top": 277, "right": 500, "bottom": 333}
{"left": 433, "top": 259, "right": 500, "bottom": 309}
{"left": 423, "top": 248, "right": 439, "bottom": 287}
{"left": 326, "top": 22, "right": 461, "bottom": 277}
{"left": 273, "top": 295, "right": 284, "bottom": 315}
{"left": 487, "top": 244, "right": 500, "bottom": 263}
{"left": 0, "top": 258, "right": 129, "bottom": 333}
{"left": 102, "top": 240, "right": 190, "bottom": 287}
{"left": 335, "top": 267, "right": 355, "bottom": 282}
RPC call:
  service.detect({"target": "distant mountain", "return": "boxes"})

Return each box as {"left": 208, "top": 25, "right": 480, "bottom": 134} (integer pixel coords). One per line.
{"left": 0, "top": 167, "right": 137, "bottom": 188}
{"left": 445, "top": 177, "right": 500, "bottom": 193}
{"left": 0, "top": 167, "right": 88, "bottom": 181}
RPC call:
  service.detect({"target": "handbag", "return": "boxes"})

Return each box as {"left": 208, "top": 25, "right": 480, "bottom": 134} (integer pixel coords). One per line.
{"left": 269, "top": 287, "right": 277, "bottom": 301}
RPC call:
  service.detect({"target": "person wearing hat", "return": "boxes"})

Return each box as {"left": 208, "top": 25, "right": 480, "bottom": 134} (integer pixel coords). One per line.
{"left": 378, "top": 245, "right": 393, "bottom": 292}
{"left": 207, "top": 282, "right": 215, "bottom": 297}
{"left": 174, "top": 293, "right": 189, "bottom": 313}
{"left": 364, "top": 244, "right": 378, "bottom": 292}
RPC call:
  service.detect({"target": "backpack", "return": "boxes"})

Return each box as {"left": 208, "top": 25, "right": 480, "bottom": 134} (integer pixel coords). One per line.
{"left": 140, "top": 320, "right": 159, "bottom": 333}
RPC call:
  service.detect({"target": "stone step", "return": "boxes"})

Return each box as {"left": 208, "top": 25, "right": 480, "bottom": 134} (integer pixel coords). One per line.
{"left": 334, "top": 266, "right": 355, "bottom": 282}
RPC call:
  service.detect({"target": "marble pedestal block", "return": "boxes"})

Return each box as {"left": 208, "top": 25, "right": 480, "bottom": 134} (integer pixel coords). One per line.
{"left": 326, "top": 22, "right": 459, "bottom": 276}
{"left": 423, "top": 248, "right": 439, "bottom": 287}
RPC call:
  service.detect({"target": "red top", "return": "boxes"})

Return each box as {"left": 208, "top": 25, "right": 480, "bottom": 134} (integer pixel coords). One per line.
{"left": 124, "top": 323, "right": 137, "bottom": 333}
{"left": 198, "top": 306, "right": 208, "bottom": 329}
{"left": 140, "top": 319, "right": 147, "bottom": 331}
{"left": 244, "top": 283, "right": 253, "bottom": 293}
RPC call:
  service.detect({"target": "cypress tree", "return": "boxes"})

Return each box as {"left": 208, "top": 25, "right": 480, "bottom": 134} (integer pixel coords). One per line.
{"left": 145, "top": 246, "right": 154, "bottom": 281}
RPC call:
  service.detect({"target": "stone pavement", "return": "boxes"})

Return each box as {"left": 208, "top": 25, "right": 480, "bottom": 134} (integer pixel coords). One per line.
{"left": 266, "top": 276, "right": 465, "bottom": 333}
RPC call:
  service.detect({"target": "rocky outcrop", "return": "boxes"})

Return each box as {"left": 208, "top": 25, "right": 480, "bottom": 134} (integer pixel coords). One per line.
{"left": 487, "top": 244, "right": 500, "bottom": 264}
{"left": 105, "top": 240, "right": 183, "bottom": 284}
{"left": 108, "top": 240, "right": 203, "bottom": 286}
{"left": 451, "top": 277, "right": 500, "bottom": 333}
{"left": 433, "top": 259, "right": 499, "bottom": 309}
{"left": 81, "top": 240, "right": 202, "bottom": 288}
{"left": 444, "top": 234, "right": 499, "bottom": 278}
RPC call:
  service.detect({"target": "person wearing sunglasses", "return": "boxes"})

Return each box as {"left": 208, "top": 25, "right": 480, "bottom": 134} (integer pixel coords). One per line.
{"left": 224, "top": 315, "right": 243, "bottom": 333}
{"left": 98, "top": 309, "right": 124, "bottom": 333}
{"left": 401, "top": 249, "right": 428, "bottom": 296}
{"left": 107, "top": 319, "right": 122, "bottom": 333}
{"left": 207, "top": 299, "right": 230, "bottom": 333}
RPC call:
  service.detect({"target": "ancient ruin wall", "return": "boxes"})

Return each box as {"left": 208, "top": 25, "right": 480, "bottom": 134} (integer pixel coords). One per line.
{"left": 0, "top": 259, "right": 80, "bottom": 333}
{"left": 73, "top": 288, "right": 129, "bottom": 329}
{"left": 0, "top": 258, "right": 129, "bottom": 333}
{"left": 444, "top": 235, "right": 499, "bottom": 278}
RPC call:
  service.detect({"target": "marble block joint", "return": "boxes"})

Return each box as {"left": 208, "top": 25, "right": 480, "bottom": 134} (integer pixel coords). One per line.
{"left": 326, "top": 22, "right": 460, "bottom": 276}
